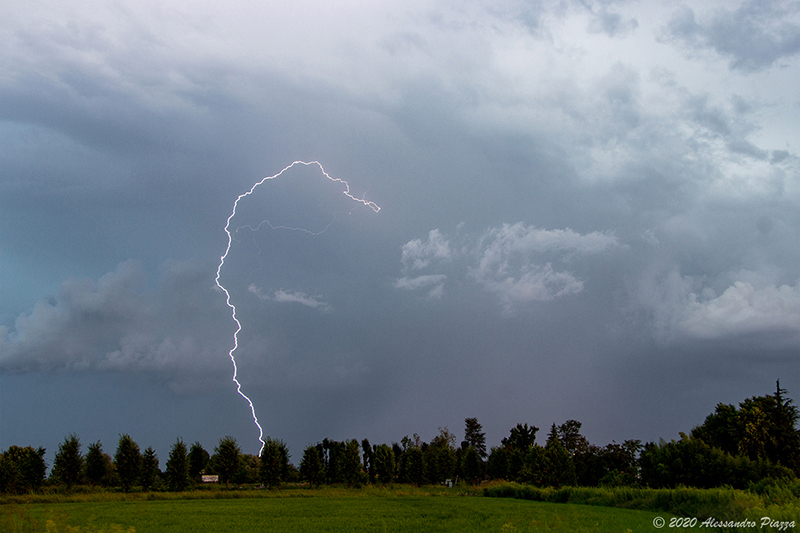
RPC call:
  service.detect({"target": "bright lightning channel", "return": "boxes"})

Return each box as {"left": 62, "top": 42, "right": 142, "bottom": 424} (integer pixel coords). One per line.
{"left": 214, "top": 160, "right": 380, "bottom": 453}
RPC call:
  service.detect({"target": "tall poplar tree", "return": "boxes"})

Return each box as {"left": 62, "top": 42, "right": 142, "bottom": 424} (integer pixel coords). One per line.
{"left": 299, "top": 445, "right": 324, "bottom": 488}
{"left": 373, "top": 444, "right": 396, "bottom": 485}
{"left": 259, "top": 437, "right": 289, "bottom": 489}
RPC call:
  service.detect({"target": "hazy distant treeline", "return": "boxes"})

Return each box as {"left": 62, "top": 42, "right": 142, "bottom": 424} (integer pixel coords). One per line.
{"left": 2, "top": 382, "right": 798, "bottom": 494}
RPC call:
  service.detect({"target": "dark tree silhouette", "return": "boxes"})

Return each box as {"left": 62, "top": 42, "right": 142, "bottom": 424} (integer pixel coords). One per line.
{"left": 214, "top": 436, "right": 241, "bottom": 489}
{"left": 188, "top": 442, "right": 209, "bottom": 488}
{"left": 165, "top": 439, "right": 190, "bottom": 491}
{"left": 259, "top": 437, "right": 289, "bottom": 489}
{"left": 52, "top": 434, "right": 83, "bottom": 490}
{"left": 373, "top": 444, "right": 395, "bottom": 485}
{"left": 84, "top": 441, "right": 107, "bottom": 490}
{"left": 1, "top": 446, "right": 47, "bottom": 493}
{"left": 140, "top": 446, "right": 160, "bottom": 491}
{"left": 114, "top": 434, "right": 141, "bottom": 493}
{"left": 299, "top": 444, "right": 324, "bottom": 488}
{"left": 463, "top": 418, "right": 487, "bottom": 458}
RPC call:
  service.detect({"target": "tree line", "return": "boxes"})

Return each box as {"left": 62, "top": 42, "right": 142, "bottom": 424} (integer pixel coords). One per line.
{"left": 2, "top": 382, "right": 798, "bottom": 494}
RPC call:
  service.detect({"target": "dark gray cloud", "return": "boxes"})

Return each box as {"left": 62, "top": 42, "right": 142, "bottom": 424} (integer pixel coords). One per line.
{"left": 663, "top": 1, "right": 800, "bottom": 72}
{"left": 585, "top": 3, "right": 639, "bottom": 37}
{"left": 0, "top": 261, "right": 231, "bottom": 393}
{"left": 2, "top": 0, "right": 800, "bottom": 461}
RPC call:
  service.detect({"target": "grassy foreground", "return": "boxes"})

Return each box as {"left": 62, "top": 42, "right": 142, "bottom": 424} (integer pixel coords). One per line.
{"left": 484, "top": 483, "right": 800, "bottom": 532}
{"left": 1, "top": 486, "right": 667, "bottom": 533}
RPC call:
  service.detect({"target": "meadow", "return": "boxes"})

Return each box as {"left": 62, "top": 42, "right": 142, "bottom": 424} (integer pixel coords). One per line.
{"left": 4, "top": 482, "right": 800, "bottom": 532}
{"left": 1, "top": 485, "right": 668, "bottom": 533}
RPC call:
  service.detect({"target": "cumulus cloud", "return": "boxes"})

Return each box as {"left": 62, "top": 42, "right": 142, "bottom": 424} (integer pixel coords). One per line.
{"left": 478, "top": 264, "right": 585, "bottom": 313}
{"left": 395, "top": 229, "right": 452, "bottom": 298}
{"left": 0, "top": 261, "right": 148, "bottom": 371}
{"left": 637, "top": 263, "right": 800, "bottom": 346}
{"left": 663, "top": 1, "right": 800, "bottom": 72}
{"left": 400, "top": 229, "right": 452, "bottom": 272}
{"left": 0, "top": 261, "right": 230, "bottom": 391}
{"left": 395, "top": 223, "right": 619, "bottom": 312}
{"left": 470, "top": 223, "right": 619, "bottom": 313}
{"left": 680, "top": 281, "right": 800, "bottom": 340}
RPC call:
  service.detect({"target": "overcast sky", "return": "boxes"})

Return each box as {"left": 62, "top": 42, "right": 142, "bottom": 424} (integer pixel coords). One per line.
{"left": 2, "top": 0, "right": 800, "bottom": 464}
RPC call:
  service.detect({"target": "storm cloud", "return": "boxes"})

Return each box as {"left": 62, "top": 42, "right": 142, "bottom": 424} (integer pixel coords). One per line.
{"left": 663, "top": 1, "right": 800, "bottom": 72}
{"left": 2, "top": 0, "right": 799, "bottom": 459}
{"left": 0, "top": 261, "right": 231, "bottom": 392}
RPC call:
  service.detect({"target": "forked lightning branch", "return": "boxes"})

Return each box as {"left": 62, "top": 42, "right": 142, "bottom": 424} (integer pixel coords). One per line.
{"left": 214, "top": 161, "right": 380, "bottom": 453}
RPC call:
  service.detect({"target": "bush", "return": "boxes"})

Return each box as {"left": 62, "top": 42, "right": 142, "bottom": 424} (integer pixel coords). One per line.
{"left": 639, "top": 436, "right": 794, "bottom": 489}
{"left": 483, "top": 482, "right": 794, "bottom": 525}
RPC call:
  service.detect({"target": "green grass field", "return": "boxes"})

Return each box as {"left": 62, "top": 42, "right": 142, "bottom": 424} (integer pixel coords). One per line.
{"left": 2, "top": 487, "right": 666, "bottom": 533}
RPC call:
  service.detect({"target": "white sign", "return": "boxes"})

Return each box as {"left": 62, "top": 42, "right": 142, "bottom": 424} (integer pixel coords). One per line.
{"left": 201, "top": 475, "right": 219, "bottom": 483}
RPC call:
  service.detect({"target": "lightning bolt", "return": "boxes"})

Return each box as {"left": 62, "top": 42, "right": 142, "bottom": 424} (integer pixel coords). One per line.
{"left": 214, "top": 160, "right": 380, "bottom": 453}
